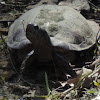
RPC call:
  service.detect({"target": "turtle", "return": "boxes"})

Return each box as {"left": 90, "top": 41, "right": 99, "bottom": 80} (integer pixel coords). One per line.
{"left": 7, "top": 5, "right": 99, "bottom": 78}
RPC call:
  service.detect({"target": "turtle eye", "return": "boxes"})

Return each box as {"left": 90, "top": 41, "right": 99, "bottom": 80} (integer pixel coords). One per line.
{"left": 34, "top": 25, "right": 39, "bottom": 30}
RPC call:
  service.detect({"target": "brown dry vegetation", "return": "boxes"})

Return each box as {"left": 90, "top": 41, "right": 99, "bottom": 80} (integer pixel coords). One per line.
{"left": 0, "top": 0, "right": 100, "bottom": 100}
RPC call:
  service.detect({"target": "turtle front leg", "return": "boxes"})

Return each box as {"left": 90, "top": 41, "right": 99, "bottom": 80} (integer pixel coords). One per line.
{"left": 53, "top": 53, "right": 77, "bottom": 80}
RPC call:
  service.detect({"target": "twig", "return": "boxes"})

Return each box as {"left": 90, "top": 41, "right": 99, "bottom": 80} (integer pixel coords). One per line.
{"left": 90, "top": 58, "right": 100, "bottom": 68}
{"left": 0, "top": 2, "right": 36, "bottom": 7}
{"left": 0, "top": 33, "right": 8, "bottom": 56}
{"left": 88, "top": 0, "right": 100, "bottom": 11}
{"left": 7, "top": 83, "right": 30, "bottom": 90}
{"left": 0, "top": 33, "right": 7, "bottom": 45}
{"left": 60, "top": 86, "right": 74, "bottom": 99}
{"left": 0, "top": 28, "right": 8, "bottom": 35}
{"left": 88, "top": 65, "right": 100, "bottom": 78}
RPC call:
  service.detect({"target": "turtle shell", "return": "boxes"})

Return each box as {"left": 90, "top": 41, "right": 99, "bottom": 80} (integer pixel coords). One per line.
{"left": 7, "top": 5, "right": 99, "bottom": 51}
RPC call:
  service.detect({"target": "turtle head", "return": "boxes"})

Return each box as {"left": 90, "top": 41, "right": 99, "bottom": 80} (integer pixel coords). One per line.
{"left": 26, "top": 24, "right": 52, "bottom": 46}
{"left": 26, "top": 24, "right": 39, "bottom": 43}
{"left": 26, "top": 24, "right": 53, "bottom": 62}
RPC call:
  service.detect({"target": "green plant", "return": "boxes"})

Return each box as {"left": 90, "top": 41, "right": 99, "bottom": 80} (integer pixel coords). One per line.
{"left": 35, "top": 72, "right": 59, "bottom": 100}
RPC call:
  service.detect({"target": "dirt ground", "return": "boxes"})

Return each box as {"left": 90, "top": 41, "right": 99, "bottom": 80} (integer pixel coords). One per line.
{"left": 0, "top": 0, "right": 100, "bottom": 100}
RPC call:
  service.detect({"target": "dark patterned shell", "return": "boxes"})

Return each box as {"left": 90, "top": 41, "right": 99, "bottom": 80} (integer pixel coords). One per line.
{"left": 7, "top": 5, "right": 99, "bottom": 51}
